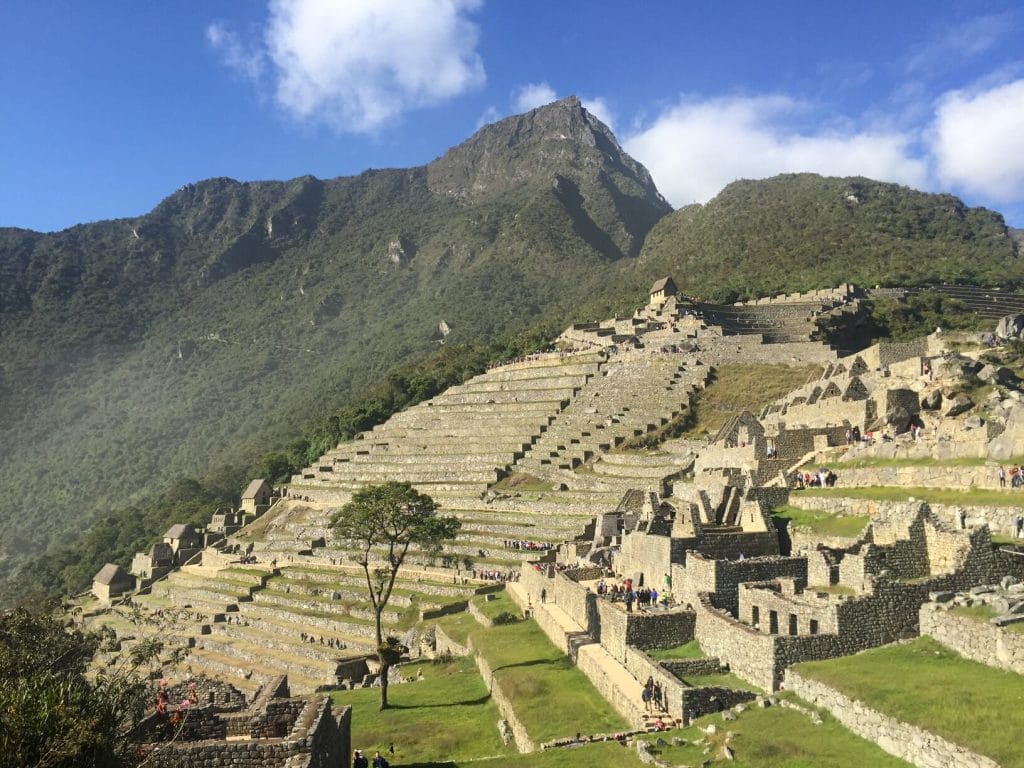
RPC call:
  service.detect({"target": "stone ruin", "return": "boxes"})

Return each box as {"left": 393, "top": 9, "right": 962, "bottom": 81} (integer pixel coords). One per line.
{"left": 80, "top": 279, "right": 1024, "bottom": 762}
{"left": 129, "top": 675, "right": 351, "bottom": 768}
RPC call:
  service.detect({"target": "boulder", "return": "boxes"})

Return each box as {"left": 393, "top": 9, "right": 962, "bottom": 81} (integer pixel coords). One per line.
{"left": 996, "top": 314, "right": 1024, "bottom": 341}
{"left": 885, "top": 404, "right": 912, "bottom": 432}
{"left": 978, "top": 365, "right": 1019, "bottom": 386}
{"left": 945, "top": 393, "right": 974, "bottom": 418}
{"left": 921, "top": 390, "right": 943, "bottom": 410}
{"left": 963, "top": 414, "right": 984, "bottom": 430}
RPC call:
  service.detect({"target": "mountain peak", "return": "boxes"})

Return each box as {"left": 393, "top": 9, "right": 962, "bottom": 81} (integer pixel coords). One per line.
{"left": 427, "top": 95, "right": 665, "bottom": 207}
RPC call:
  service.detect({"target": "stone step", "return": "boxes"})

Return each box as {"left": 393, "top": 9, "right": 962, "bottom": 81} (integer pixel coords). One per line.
{"left": 218, "top": 609, "right": 377, "bottom": 654}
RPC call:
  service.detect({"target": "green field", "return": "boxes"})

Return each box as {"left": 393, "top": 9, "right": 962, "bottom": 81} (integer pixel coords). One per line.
{"left": 798, "top": 485, "right": 1024, "bottom": 509}
{"left": 646, "top": 638, "right": 705, "bottom": 661}
{"left": 951, "top": 603, "right": 1024, "bottom": 635}
{"left": 636, "top": 694, "right": 911, "bottom": 767}
{"left": 772, "top": 505, "right": 870, "bottom": 538}
{"left": 794, "top": 637, "right": 1024, "bottom": 767}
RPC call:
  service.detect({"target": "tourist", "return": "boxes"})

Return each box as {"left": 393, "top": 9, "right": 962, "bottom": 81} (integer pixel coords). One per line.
{"left": 999, "top": 466, "right": 1007, "bottom": 488}
{"left": 624, "top": 590, "right": 635, "bottom": 613}
{"left": 353, "top": 749, "right": 369, "bottom": 768}
{"left": 373, "top": 751, "right": 390, "bottom": 768}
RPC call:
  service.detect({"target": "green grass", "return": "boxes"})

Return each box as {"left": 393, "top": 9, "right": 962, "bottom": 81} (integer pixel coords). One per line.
{"left": 436, "top": 595, "right": 628, "bottom": 743}
{"left": 772, "top": 505, "right": 870, "bottom": 538}
{"left": 638, "top": 691, "right": 911, "bottom": 767}
{"left": 679, "top": 672, "right": 762, "bottom": 693}
{"left": 795, "top": 636, "right": 1024, "bottom": 767}
{"left": 646, "top": 639, "right": 705, "bottom": 660}
{"left": 472, "top": 590, "right": 517, "bottom": 622}
{"left": 951, "top": 604, "right": 1024, "bottom": 635}
{"left": 806, "top": 584, "right": 856, "bottom": 596}
{"left": 830, "top": 456, "right": 1001, "bottom": 469}
{"left": 798, "top": 485, "right": 1024, "bottom": 509}
{"left": 491, "top": 473, "right": 554, "bottom": 492}
{"left": 469, "top": 618, "right": 630, "bottom": 743}
{"left": 685, "top": 363, "right": 822, "bottom": 436}
{"left": 332, "top": 656, "right": 513, "bottom": 764}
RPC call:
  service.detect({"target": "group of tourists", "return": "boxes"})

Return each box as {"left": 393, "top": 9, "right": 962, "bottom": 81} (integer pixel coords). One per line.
{"left": 300, "top": 632, "right": 345, "bottom": 649}
{"left": 641, "top": 675, "right": 667, "bottom": 713}
{"left": 997, "top": 465, "right": 1024, "bottom": 490}
{"left": 595, "top": 578, "right": 665, "bottom": 612}
{"left": 472, "top": 568, "right": 520, "bottom": 583}
{"left": 502, "top": 539, "right": 553, "bottom": 551}
{"left": 154, "top": 678, "right": 198, "bottom": 720}
{"left": 352, "top": 748, "right": 391, "bottom": 768}
{"left": 793, "top": 468, "right": 837, "bottom": 488}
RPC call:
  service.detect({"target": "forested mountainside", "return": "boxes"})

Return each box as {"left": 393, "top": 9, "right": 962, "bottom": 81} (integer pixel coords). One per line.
{"left": 640, "top": 173, "right": 1021, "bottom": 303}
{"left": 2, "top": 96, "right": 1021, "bottom": 602}
{"left": 0, "top": 97, "right": 667, "bottom": 599}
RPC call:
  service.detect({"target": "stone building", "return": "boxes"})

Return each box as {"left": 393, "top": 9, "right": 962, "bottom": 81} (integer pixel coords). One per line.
{"left": 241, "top": 478, "right": 275, "bottom": 515}
{"left": 131, "top": 541, "right": 174, "bottom": 582}
{"left": 92, "top": 563, "right": 135, "bottom": 603}
{"left": 648, "top": 276, "right": 678, "bottom": 308}
{"left": 130, "top": 676, "right": 351, "bottom": 768}
{"left": 163, "top": 523, "right": 202, "bottom": 564}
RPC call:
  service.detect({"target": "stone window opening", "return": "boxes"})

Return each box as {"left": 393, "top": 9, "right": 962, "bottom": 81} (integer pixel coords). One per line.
{"left": 751, "top": 605, "right": 760, "bottom": 629}
{"left": 809, "top": 619, "right": 819, "bottom": 635}
{"left": 788, "top": 613, "right": 798, "bottom": 636}
{"left": 769, "top": 610, "right": 778, "bottom": 634}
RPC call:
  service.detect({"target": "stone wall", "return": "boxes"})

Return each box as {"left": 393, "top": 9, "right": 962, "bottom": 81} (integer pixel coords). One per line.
{"left": 694, "top": 595, "right": 778, "bottom": 691}
{"left": 475, "top": 651, "right": 535, "bottom": 752}
{"left": 786, "top": 669, "right": 997, "bottom": 768}
{"left": 678, "top": 554, "right": 808, "bottom": 615}
{"left": 920, "top": 602, "right": 1024, "bottom": 675}
{"left": 139, "top": 698, "right": 351, "bottom": 768}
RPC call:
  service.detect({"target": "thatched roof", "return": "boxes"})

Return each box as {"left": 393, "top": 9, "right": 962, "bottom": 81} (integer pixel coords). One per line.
{"left": 94, "top": 563, "right": 131, "bottom": 585}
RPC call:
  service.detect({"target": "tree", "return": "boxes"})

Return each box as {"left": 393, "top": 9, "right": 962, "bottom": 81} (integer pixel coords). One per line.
{"left": 0, "top": 606, "right": 151, "bottom": 767}
{"left": 330, "top": 482, "right": 461, "bottom": 709}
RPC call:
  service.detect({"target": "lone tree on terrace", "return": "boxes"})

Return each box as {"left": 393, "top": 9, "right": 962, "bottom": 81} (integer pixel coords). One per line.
{"left": 330, "top": 482, "right": 460, "bottom": 709}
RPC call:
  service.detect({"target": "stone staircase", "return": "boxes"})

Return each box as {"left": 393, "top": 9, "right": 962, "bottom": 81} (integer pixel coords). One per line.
{"left": 289, "top": 352, "right": 605, "bottom": 499}
{"left": 513, "top": 352, "right": 706, "bottom": 484}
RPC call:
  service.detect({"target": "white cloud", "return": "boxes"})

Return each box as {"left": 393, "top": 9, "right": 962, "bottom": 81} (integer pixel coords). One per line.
{"left": 210, "top": 0, "right": 485, "bottom": 133}
{"left": 206, "top": 22, "right": 264, "bottom": 81}
{"left": 932, "top": 78, "right": 1024, "bottom": 201}
{"left": 582, "top": 96, "right": 615, "bottom": 132}
{"left": 907, "top": 13, "right": 1012, "bottom": 74}
{"left": 623, "top": 95, "right": 928, "bottom": 208}
{"left": 512, "top": 82, "right": 557, "bottom": 113}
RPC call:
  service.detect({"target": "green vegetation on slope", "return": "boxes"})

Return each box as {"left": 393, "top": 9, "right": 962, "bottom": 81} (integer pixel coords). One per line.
{"left": 640, "top": 173, "right": 1021, "bottom": 303}
{"left": 0, "top": 99, "right": 665, "bottom": 601}
{"left": 794, "top": 636, "right": 1024, "bottom": 767}
{"left": 685, "top": 363, "right": 822, "bottom": 436}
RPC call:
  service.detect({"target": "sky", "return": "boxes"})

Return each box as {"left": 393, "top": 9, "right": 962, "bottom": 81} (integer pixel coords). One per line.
{"left": 2, "top": 1, "right": 1024, "bottom": 232}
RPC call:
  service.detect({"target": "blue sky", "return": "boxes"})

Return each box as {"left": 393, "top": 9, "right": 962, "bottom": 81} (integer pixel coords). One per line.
{"left": 2, "top": 1, "right": 1023, "bottom": 232}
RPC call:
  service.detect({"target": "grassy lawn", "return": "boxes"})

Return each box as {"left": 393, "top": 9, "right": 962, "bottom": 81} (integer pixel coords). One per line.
{"left": 646, "top": 639, "right": 705, "bottom": 661}
{"left": 794, "top": 637, "right": 1024, "bottom": 767}
{"left": 679, "top": 671, "right": 762, "bottom": 693}
{"left": 638, "top": 693, "right": 911, "bottom": 767}
{"left": 772, "top": 505, "right": 870, "bottom": 538}
{"left": 685, "top": 363, "right": 822, "bottom": 436}
{"left": 333, "top": 656, "right": 514, "bottom": 765}
{"left": 434, "top": 595, "right": 629, "bottom": 744}
{"left": 469, "top": 616, "right": 630, "bottom": 742}
{"left": 798, "top": 485, "right": 1024, "bottom": 509}
{"left": 472, "top": 590, "right": 517, "bottom": 622}
{"left": 951, "top": 604, "right": 1024, "bottom": 635}
{"left": 830, "top": 456, "right": 1016, "bottom": 469}
{"left": 806, "top": 584, "right": 856, "bottom": 596}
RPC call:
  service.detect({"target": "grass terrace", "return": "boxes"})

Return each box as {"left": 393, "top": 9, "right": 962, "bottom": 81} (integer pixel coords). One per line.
{"left": 685, "top": 363, "right": 823, "bottom": 436}
{"left": 772, "top": 505, "right": 870, "bottom": 538}
{"left": 437, "top": 592, "right": 629, "bottom": 744}
{"left": 491, "top": 473, "right": 554, "bottom": 492}
{"left": 794, "top": 636, "right": 1024, "bottom": 767}
{"left": 646, "top": 639, "right": 705, "bottom": 661}
{"left": 797, "top": 485, "right": 1024, "bottom": 509}
{"left": 636, "top": 693, "right": 911, "bottom": 767}
{"left": 951, "top": 604, "right": 1024, "bottom": 635}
